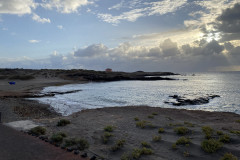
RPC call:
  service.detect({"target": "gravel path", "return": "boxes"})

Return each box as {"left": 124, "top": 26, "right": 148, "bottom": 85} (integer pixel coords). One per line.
{"left": 0, "top": 124, "right": 86, "bottom": 160}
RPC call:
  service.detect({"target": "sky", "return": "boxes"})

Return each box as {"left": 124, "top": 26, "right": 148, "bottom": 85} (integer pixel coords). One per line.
{"left": 0, "top": 0, "right": 240, "bottom": 72}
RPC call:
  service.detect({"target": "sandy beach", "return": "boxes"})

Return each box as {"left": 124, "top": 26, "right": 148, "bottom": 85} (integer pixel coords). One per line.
{"left": 0, "top": 69, "right": 240, "bottom": 160}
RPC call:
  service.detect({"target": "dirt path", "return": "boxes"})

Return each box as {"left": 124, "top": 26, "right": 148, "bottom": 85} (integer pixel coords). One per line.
{"left": 0, "top": 124, "right": 86, "bottom": 160}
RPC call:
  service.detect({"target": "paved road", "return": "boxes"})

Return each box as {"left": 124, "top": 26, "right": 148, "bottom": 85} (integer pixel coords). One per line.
{"left": 0, "top": 124, "right": 85, "bottom": 160}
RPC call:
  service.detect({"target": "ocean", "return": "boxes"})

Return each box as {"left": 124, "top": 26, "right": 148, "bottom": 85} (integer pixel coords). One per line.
{"left": 31, "top": 72, "right": 240, "bottom": 116}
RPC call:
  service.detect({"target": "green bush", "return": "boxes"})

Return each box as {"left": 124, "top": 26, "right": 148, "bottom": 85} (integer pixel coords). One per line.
{"left": 230, "top": 130, "right": 240, "bottom": 135}
{"left": 174, "top": 127, "right": 189, "bottom": 135}
{"left": 217, "top": 131, "right": 224, "bottom": 135}
{"left": 148, "top": 115, "right": 154, "bottom": 119}
{"left": 202, "top": 126, "right": 214, "bottom": 139}
{"left": 64, "top": 138, "right": 78, "bottom": 147}
{"left": 176, "top": 137, "right": 191, "bottom": 145}
{"left": 57, "top": 119, "right": 70, "bottom": 126}
{"left": 29, "top": 126, "right": 46, "bottom": 136}
{"left": 136, "top": 121, "right": 155, "bottom": 129}
{"left": 152, "top": 112, "right": 158, "bottom": 115}
{"left": 102, "top": 132, "right": 113, "bottom": 144}
{"left": 104, "top": 125, "right": 114, "bottom": 132}
{"left": 219, "top": 134, "right": 230, "bottom": 143}
{"left": 235, "top": 120, "right": 240, "bottom": 123}
{"left": 172, "top": 143, "right": 177, "bottom": 149}
{"left": 134, "top": 117, "right": 139, "bottom": 121}
{"left": 131, "top": 147, "right": 153, "bottom": 159}
{"left": 220, "top": 153, "right": 238, "bottom": 160}
{"left": 152, "top": 135, "right": 161, "bottom": 142}
{"left": 141, "top": 141, "right": 151, "bottom": 148}
{"left": 184, "top": 121, "right": 194, "bottom": 127}
{"left": 111, "top": 139, "right": 126, "bottom": 151}
{"left": 158, "top": 128, "right": 165, "bottom": 133}
{"left": 77, "top": 138, "right": 89, "bottom": 150}
{"left": 51, "top": 132, "right": 67, "bottom": 143}
{"left": 201, "top": 139, "right": 223, "bottom": 153}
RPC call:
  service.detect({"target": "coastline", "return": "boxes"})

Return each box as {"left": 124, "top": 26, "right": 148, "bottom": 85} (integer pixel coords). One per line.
{"left": 0, "top": 69, "right": 240, "bottom": 159}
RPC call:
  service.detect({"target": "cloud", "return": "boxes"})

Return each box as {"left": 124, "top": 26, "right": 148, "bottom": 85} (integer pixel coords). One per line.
{"left": 29, "top": 40, "right": 40, "bottom": 43}
{"left": 98, "top": 0, "right": 187, "bottom": 24}
{"left": 74, "top": 44, "right": 108, "bottom": 57}
{"left": 41, "top": 0, "right": 92, "bottom": 13}
{"left": 57, "top": 25, "right": 64, "bottom": 29}
{"left": 32, "top": 13, "right": 51, "bottom": 23}
{"left": 0, "top": 0, "right": 36, "bottom": 15}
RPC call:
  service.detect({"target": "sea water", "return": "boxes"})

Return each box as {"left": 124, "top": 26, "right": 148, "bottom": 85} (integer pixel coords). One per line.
{"left": 31, "top": 72, "right": 240, "bottom": 116}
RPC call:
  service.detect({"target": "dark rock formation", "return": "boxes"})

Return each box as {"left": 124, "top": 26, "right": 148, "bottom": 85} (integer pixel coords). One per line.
{"left": 165, "top": 94, "right": 220, "bottom": 106}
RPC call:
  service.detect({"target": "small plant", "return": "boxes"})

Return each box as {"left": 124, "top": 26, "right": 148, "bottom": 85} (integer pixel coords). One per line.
{"left": 104, "top": 125, "right": 114, "bottom": 132}
{"left": 121, "top": 153, "right": 131, "bottom": 160}
{"left": 172, "top": 143, "right": 177, "bottom": 149}
{"left": 29, "top": 126, "right": 46, "bottom": 136}
{"left": 152, "top": 135, "right": 161, "bottom": 142}
{"left": 217, "top": 131, "right": 224, "bottom": 135}
{"left": 235, "top": 119, "right": 240, "bottom": 123}
{"left": 184, "top": 121, "right": 194, "bottom": 127}
{"left": 152, "top": 112, "right": 158, "bottom": 115}
{"left": 111, "top": 139, "right": 126, "bottom": 152}
{"left": 136, "top": 121, "right": 147, "bottom": 128}
{"left": 220, "top": 153, "right": 238, "bottom": 160}
{"left": 183, "top": 151, "right": 190, "bottom": 157}
{"left": 64, "top": 138, "right": 78, "bottom": 147}
{"left": 176, "top": 137, "right": 191, "bottom": 145}
{"left": 102, "top": 132, "right": 113, "bottom": 144}
{"left": 230, "top": 130, "right": 240, "bottom": 135}
{"left": 148, "top": 115, "right": 154, "bottom": 119}
{"left": 201, "top": 139, "right": 223, "bottom": 153}
{"left": 174, "top": 127, "right": 189, "bottom": 135}
{"left": 57, "top": 119, "right": 70, "bottom": 126}
{"left": 141, "top": 141, "right": 151, "bottom": 148}
{"left": 131, "top": 147, "right": 153, "bottom": 159}
{"left": 51, "top": 132, "right": 67, "bottom": 143}
{"left": 202, "top": 126, "right": 214, "bottom": 139}
{"left": 77, "top": 138, "right": 89, "bottom": 150}
{"left": 141, "top": 147, "right": 153, "bottom": 155}
{"left": 134, "top": 117, "right": 139, "bottom": 121}
{"left": 158, "top": 128, "right": 165, "bottom": 133}
{"left": 219, "top": 134, "right": 230, "bottom": 143}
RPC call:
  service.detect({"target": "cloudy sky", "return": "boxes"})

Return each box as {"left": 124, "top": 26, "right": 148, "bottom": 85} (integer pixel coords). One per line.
{"left": 0, "top": 0, "right": 240, "bottom": 72}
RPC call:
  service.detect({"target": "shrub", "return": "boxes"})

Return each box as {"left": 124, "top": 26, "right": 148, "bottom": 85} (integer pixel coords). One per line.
{"left": 111, "top": 139, "right": 126, "bottom": 151}
{"left": 64, "top": 138, "right": 78, "bottom": 147}
{"left": 158, "top": 128, "right": 165, "bottom": 133}
{"left": 217, "top": 131, "right": 224, "bottom": 135}
{"left": 141, "top": 147, "right": 153, "bottom": 155}
{"left": 172, "top": 143, "right": 177, "bottom": 149}
{"left": 183, "top": 151, "right": 190, "bottom": 157}
{"left": 141, "top": 141, "right": 151, "bottom": 148}
{"left": 174, "top": 127, "right": 189, "bottom": 135}
{"left": 235, "top": 120, "right": 240, "bottom": 123}
{"left": 51, "top": 132, "right": 67, "bottom": 143}
{"left": 132, "top": 148, "right": 142, "bottom": 159}
{"left": 104, "top": 125, "right": 114, "bottom": 132}
{"left": 220, "top": 153, "right": 238, "bottom": 160}
{"left": 57, "top": 119, "right": 70, "bottom": 126}
{"left": 202, "top": 126, "right": 214, "bottom": 139}
{"left": 134, "top": 117, "right": 139, "bottom": 121}
{"left": 201, "top": 139, "right": 223, "bottom": 153}
{"left": 184, "top": 121, "right": 194, "bottom": 127}
{"left": 152, "top": 135, "right": 161, "bottom": 142}
{"left": 121, "top": 153, "right": 131, "bottom": 160}
{"left": 176, "top": 137, "right": 191, "bottom": 145}
{"left": 148, "top": 115, "right": 154, "bottom": 119}
{"left": 102, "top": 132, "right": 113, "bottom": 144}
{"left": 219, "top": 134, "right": 230, "bottom": 143}
{"left": 77, "top": 138, "right": 89, "bottom": 150}
{"left": 29, "top": 126, "right": 46, "bottom": 136}
{"left": 230, "top": 130, "right": 240, "bottom": 135}
{"left": 136, "top": 121, "right": 148, "bottom": 128}
{"left": 152, "top": 112, "right": 158, "bottom": 115}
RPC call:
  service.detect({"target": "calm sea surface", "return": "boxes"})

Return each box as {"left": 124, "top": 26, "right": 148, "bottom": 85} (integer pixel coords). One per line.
{"left": 31, "top": 72, "right": 240, "bottom": 116}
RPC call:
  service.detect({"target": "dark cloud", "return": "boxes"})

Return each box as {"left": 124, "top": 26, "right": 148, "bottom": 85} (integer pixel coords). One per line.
{"left": 216, "top": 3, "right": 240, "bottom": 41}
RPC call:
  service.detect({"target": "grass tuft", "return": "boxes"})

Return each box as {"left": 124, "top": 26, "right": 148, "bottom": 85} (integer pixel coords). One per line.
{"left": 202, "top": 126, "right": 214, "bottom": 139}
{"left": 104, "top": 125, "right": 114, "bottom": 132}
{"left": 102, "top": 132, "right": 113, "bottom": 144}
{"left": 148, "top": 115, "right": 154, "bottom": 119}
{"left": 158, "top": 128, "right": 165, "bottom": 133}
{"left": 201, "top": 139, "right": 223, "bottom": 153}
{"left": 57, "top": 119, "right": 70, "bottom": 126}
{"left": 134, "top": 117, "right": 139, "bottom": 121}
{"left": 141, "top": 141, "right": 151, "bottom": 148}
{"left": 176, "top": 137, "right": 191, "bottom": 145}
{"left": 184, "top": 121, "right": 194, "bottom": 127}
{"left": 51, "top": 132, "right": 67, "bottom": 143}
{"left": 152, "top": 135, "right": 161, "bottom": 142}
{"left": 220, "top": 153, "right": 238, "bottom": 160}
{"left": 219, "top": 134, "right": 230, "bottom": 143}
{"left": 152, "top": 112, "right": 158, "bottom": 115}
{"left": 174, "top": 127, "right": 189, "bottom": 135}
{"left": 29, "top": 126, "right": 46, "bottom": 136}
{"left": 111, "top": 139, "right": 126, "bottom": 152}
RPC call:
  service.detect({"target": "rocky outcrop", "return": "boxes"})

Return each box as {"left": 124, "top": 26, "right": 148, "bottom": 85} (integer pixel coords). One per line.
{"left": 165, "top": 94, "right": 220, "bottom": 106}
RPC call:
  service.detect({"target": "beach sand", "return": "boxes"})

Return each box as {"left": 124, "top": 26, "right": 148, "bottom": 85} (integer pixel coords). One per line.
{"left": 0, "top": 70, "right": 240, "bottom": 159}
